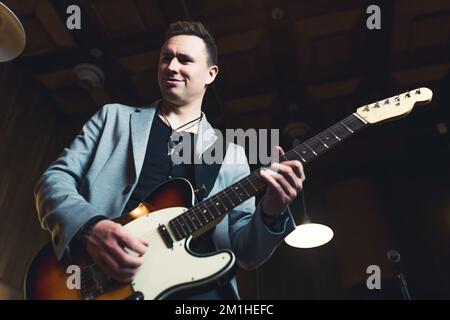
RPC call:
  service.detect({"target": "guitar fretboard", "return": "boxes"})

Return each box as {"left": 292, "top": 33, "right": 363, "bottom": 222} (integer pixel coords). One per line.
{"left": 168, "top": 113, "right": 367, "bottom": 240}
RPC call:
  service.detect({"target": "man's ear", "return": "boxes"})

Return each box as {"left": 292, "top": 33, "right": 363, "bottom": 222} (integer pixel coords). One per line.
{"left": 205, "top": 65, "right": 219, "bottom": 85}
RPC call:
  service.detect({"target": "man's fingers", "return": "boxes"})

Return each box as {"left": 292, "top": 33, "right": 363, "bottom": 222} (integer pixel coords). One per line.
{"left": 286, "top": 160, "right": 305, "bottom": 183}
{"left": 140, "top": 239, "right": 150, "bottom": 247}
{"left": 260, "top": 169, "right": 283, "bottom": 195}
{"left": 104, "top": 240, "right": 144, "bottom": 269}
{"left": 275, "top": 146, "right": 285, "bottom": 156}
{"left": 116, "top": 230, "right": 148, "bottom": 256}
{"left": 277, "top": 164, "right": 301, "bottom": 191}
{"left": 261, "top": 169, "right": 295, "bottom": 200}
{"left": 266, "top": 163, "right": 303, "bottom": 191}
{"left": 272, "top": 170, "right": 298, "bottom": 199}
{"left": 271, "top": 146, "right": 285, "bottom": 163}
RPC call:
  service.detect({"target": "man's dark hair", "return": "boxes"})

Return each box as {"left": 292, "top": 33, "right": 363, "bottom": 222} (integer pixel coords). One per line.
{"left": 164, "top": 21, "right": 218, "bottom": 66}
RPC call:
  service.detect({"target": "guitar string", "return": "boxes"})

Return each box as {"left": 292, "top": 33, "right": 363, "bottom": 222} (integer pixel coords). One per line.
{"left": 164, "top": 114, "right": 367, "bottom": 238}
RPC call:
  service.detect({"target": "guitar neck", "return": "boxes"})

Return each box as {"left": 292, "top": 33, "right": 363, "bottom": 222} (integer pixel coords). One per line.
{"left": 168, "top": 113, "right": 368, "bottom": 240}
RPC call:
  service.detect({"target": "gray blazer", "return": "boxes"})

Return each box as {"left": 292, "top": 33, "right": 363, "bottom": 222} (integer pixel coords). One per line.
{"left": 34, "top": 101, "right": 295, "bottom": 294}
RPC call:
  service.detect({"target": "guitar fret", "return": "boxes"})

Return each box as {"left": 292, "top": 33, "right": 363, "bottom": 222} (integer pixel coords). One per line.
{"left": 193, "top": 209, "right": 208, "bottom": 225}
{"left": 234, "top": 181, "right": 249, "bottom": 202}
{"left": 183, "top": 215, "right": 195, "bottom": 233}
{"left": 186, "top": 213, "right": 198, "bottom": 230}
{"left": 178, "top": 217, "right": 192, "bottom": 234}
{"left": 237, "top": 181, "right": 249, "bottom": 198}
{"left": 334, "top": 125, "right": 351, "bottom": 138}
{"left": 188, "top": 212, "right": 200, "bottom": 229}
{"left": 179, "top": 225, "right": 187, "bottom": 238}
{"left": 320, "top": 133, "right": 337, "bottom": 147}
{"left": 204, "top": 206, "right": 215, "bottom": 220}
{"left": 246, "top": 176, "right": 258, "bottom": 192}
{"left": 299, "top": 147, "right": 313, "bottom": 161}
{"left": 223, "top": 189, "right": 236, "bottom": 207}
{"left": 199, "top": 209, "right": 211, "bottom": 224}
{"left": 328, "top": 129, "right": 341, "bottom": 141}
{"left": 293, "top": 149, "right": 307, "bottom": 162}
{"left": 169, "top": 221, "right": 183, "bottom": 240}
{"left": 305, "top": 143, "right": 318, "bottom": 156}
{"left": 180, "top": 212, "right": 197, "bottom": 232}
{"left": 217, "top": 195, "right": 232, "bottom": 211}
{"left": 310, "top": 139, "right": 326, "bottom": 154}
{"left": 340, "top": 121, "right": 354, "bottom": 133}
{"left": 251, "top": 174, "right": 264, "bottom": 191}
{"left": 216, "top": 199, "right": 228, "bottom": 212}
{"left": 232, "top": 186, "right": 243, "bottom": 201}
{"left": 208, "top": 197, "right": 224, "bottom": 216}
{"left": 317, "top": 136, "right": 329, "bottom": 148}
{"left": 348, "top": 114, "right": 367, "bottom": 131}
{"left": 198, "top": 202, "right": 215, "bottom": 220}
{"left": 228, "top": 188, "right": 242, "bottom": 204}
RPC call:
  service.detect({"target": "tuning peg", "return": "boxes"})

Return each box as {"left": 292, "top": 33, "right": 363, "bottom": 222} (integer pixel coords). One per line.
{"left": 415, "top": 89, "right": 421, "bottom": 94}
{"left": 384, "top": 99, "right": 390, "bottom": 105}
{"left": 374, "top": 102, "right": 381, "bottom": 108}
{"left": 405, "top": 92, "right": 411, "bottom": 98}
{"left": 364, "top": 105, "right": 370, "bottom": 111}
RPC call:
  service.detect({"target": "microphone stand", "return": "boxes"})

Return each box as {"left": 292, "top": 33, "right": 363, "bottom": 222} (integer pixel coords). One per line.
{"left": 397, "top": 271, "right": 411, "bottom": 300}
{"left": 388, "top": 249, "right": 412, "bottom": 300}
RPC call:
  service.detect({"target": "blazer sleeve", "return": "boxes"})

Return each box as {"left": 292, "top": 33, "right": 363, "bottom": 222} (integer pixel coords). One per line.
{"left": 227, "top": 145, "right": 296, "bottom": 271}
{"left": 34, "top": 105, "right": 110, "bottom": 259}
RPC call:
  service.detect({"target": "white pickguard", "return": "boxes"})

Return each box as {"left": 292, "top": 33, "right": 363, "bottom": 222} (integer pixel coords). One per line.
{"left": 123, "top": 207, "right": 235, "bottom": 300}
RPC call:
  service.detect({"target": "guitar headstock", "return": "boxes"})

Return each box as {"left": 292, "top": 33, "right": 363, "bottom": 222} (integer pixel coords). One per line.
{"left": 356, "top": 87, "right": 433, "bottom": 124}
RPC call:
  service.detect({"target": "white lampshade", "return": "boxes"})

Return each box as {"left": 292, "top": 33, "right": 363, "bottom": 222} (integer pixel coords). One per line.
{"left": 0, "top": 2, "right": 26, "bottom": 62}
{"left": 285, "top": 222, "right": 334, "bottom": 249}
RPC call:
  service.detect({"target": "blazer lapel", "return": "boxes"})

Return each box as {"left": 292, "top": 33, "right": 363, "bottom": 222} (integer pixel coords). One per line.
{"left": 194, "top": 112, "right": 218, "bottom": 157}
{"left": 193, "top": 114, "right": 223, "bottom": 199}
{"left": 130, "top": 103, "right": 157, "bottom": 181}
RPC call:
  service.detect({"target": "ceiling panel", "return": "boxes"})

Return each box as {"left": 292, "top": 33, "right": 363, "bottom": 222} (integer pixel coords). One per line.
{"left": 91, "top": 0, "right": 147, "bottom": 38}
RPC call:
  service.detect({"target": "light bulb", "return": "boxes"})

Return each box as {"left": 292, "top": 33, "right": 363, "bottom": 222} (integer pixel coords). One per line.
{"left": 285, "top": 222, "right": 334, "bottom": 248}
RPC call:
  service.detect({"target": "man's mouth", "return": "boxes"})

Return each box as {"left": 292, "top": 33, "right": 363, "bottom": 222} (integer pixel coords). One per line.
{"left": 164, "top": 77, "right": 184, "bottom": 85}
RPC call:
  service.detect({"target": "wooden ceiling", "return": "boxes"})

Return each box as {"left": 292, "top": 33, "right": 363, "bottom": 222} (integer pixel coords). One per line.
{"left": 5, "top": 0, "right": 450, "bottom": 132}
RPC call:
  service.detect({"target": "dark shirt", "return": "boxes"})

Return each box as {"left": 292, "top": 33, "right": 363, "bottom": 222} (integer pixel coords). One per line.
{"left": 122, "top": 114, "right": 189, "bottom": 214}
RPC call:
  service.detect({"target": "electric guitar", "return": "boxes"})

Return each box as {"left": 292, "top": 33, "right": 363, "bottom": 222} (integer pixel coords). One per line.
{"left": 24, "top": 88, "right": 433, "bottom": 300}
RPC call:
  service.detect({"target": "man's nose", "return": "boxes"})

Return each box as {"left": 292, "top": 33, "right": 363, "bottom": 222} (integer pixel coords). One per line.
{"left": 167, "top": 58, "right": 180, "bottom": 72}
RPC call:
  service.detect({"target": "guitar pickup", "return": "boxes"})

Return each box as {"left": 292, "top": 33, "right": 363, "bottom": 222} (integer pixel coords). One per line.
{"left": 158, "top": 224, "right": 174, "bottom": 249}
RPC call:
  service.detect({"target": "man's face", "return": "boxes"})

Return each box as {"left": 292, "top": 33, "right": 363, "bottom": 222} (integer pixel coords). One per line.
{"left": 158, "top": 35, "right": 218, "bottom": 105}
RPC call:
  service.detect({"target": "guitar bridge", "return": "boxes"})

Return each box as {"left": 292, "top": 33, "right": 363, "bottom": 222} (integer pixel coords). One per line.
{"left": 80, "top": 264, "right": 109, "bottom": 300}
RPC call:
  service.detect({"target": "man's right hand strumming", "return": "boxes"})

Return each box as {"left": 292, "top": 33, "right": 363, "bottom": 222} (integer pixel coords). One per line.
{"left": 86, "top": 220, "right": 149, "bottom": 283}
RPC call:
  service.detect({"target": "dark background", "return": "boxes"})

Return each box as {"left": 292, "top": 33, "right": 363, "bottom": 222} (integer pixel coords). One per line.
{"left": 0, "top": 0, "right": 449, "bottom": 299}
